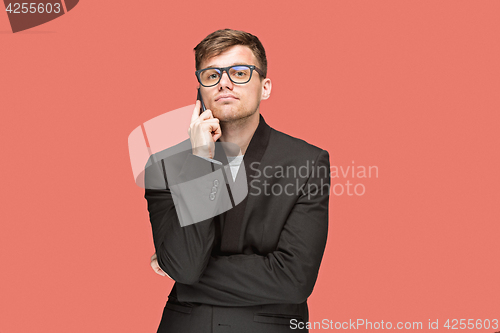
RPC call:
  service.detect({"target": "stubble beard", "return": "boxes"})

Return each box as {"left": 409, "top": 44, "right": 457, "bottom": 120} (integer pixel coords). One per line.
{"left": 212, "top": 101, "right": 260, "bottom": 128}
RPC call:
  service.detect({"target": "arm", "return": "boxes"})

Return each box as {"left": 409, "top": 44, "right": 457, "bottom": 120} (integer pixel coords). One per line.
{"left": 175, "top": 150, "right": 330, "bottom": 306}
{"left": 144, "top": 154, "right": 226, "bottom": 284}
{"left": 144, "top": 102, "right": 227, "bottom": 284}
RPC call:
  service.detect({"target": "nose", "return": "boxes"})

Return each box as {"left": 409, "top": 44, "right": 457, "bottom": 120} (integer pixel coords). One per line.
{"left": 218, "top": 70, "right": 233, "bottom": 90}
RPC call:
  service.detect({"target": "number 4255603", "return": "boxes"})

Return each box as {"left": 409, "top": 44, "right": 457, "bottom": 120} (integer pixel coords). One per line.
{"left": 444, "top": 319, "right": 498, "bottom": 330}
{"left": 6, "top": 3, "right": 62, "bottom": 14}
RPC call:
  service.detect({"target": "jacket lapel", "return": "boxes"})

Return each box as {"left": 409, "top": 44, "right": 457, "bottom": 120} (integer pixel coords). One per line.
{"left": 218, "top": 114, "right": 272, "bottom": 254}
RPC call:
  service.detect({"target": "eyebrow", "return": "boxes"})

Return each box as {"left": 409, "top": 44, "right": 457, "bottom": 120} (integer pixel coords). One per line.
{"left": 204, "top": 62, "right": 252, "bottom": 69}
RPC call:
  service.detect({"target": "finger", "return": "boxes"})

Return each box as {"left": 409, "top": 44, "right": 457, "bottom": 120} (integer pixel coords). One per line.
{"left": 197, "top": 110, "right": 214, "bottom": 122}
{"left": 155, "top": 266, "right": 166, "bottom": 276}
{"left": 151, "top": 259, "right": 166, "bottom": 276}
{"left": 190, "top": 115, "right": 217, "bottom": 137}
{"left": 202, "top": 120, "right": 221, "bottom": 134}
{"left": 201, "top": 118, "right": 219, "bottom": 127}
{"left": 191, "top": 100, "right": 201, "bottom": 123}
{"left": 155, "top": 268, "right": 166, "bottom": 277}
{"left": 212, "top": 125, "right": 222, "bottom": 141}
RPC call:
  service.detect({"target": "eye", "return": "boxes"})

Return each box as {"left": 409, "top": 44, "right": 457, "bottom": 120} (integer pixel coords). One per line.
{"left": 203, "top": 69, "right": 220, "bottom": 81}
{"left": 230, "top": 66, "right": 250, "bottom": 78}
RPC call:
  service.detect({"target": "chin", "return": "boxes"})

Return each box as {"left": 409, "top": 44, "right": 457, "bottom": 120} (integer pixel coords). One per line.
{"left": 213, "top": 105, "right": 256, "bottom": 122}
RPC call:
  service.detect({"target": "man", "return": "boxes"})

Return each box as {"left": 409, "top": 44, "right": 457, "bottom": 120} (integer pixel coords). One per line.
{"left": 144, "top": 29, "right": 330, "bottom": 333}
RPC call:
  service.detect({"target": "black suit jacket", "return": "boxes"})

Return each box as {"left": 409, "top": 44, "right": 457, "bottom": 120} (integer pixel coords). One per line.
{"left": 144, "top": 114, "right": 330, "bottom": 333}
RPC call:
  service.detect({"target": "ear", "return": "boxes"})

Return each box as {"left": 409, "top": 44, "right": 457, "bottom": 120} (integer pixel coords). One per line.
{"left": 260, "top": 78, "right": 272, "bottom": 100}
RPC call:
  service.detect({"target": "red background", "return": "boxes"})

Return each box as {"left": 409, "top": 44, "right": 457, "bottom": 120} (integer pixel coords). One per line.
{"left": 1, "top": 1, "right": 499, "bottom": 332}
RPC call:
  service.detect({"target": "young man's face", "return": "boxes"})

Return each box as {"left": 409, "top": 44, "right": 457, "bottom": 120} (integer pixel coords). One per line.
{"left": 198, "top": 45, "right": 271, "bottom": 123}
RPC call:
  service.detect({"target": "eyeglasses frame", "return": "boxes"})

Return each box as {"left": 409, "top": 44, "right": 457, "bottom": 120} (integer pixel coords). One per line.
{"left": 195, "top": 65, "right": 266, "bottom": 87}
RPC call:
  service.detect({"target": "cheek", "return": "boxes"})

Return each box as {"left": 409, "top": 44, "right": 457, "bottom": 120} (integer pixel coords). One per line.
{"left": 230, "top": 86, "right": 261, "bottom": 111}
{"left": 245, "top": 87, "right": 262, "bottom": 105}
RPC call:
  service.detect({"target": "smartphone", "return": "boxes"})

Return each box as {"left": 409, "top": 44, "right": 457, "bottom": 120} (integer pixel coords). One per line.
{"left": 197, "top": 88, "right": 207, "bottom": 115}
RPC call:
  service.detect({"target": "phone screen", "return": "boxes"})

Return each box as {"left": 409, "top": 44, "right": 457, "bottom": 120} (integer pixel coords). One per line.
{"left": 197, "top": 88, "right": 207, "bottom": 115}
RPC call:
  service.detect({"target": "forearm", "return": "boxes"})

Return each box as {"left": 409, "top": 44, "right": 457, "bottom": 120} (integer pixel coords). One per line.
{"left": 176, "top": 248, "right": 326, "bottom": 306}
{"left": 144, "top": 153, "right": 224, "bottom": 284}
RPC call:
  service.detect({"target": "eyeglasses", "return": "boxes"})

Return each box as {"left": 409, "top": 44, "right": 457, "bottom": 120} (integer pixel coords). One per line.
{"left": 195, "top": 65, "right": 265, "bottom": 87}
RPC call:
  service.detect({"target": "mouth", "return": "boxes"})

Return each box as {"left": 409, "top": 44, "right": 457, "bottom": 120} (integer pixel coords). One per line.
{"left": 215, "top": 95, "right": 238, "bottom": 102}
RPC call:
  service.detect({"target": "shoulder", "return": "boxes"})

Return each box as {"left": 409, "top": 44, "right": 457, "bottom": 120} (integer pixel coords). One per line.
{"left": 267, "top": 127, "right": 329, "bottom": 161}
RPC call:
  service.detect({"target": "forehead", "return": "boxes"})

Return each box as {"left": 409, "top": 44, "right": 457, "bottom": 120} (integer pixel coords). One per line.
{"left": 201, "top": 45, "right": 258, "bottom": 69}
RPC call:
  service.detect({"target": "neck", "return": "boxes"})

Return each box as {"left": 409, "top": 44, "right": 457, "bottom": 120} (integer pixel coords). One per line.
{"left": 219, "top": 110, "right": 260, "bottom": 156}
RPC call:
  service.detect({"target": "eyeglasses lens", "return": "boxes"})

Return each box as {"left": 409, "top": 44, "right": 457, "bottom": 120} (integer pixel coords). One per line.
{"left": 200, "top": 66, "right": 251, "bottom": 86}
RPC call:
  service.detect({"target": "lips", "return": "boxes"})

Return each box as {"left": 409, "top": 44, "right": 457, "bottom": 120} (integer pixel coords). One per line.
{"left": 215, "top": 95, "right": 237, "bottom": 101}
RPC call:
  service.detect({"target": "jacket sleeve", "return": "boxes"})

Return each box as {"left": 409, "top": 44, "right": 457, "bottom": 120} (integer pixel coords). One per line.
{"left": 144, "top": 153, "right": 231, "bottom": 285}
{"left": 175, "top": 149, "right": 330, "bottom": 306}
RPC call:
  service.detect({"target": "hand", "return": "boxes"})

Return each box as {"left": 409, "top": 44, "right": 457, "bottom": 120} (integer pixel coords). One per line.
{"left": 188, "top": 100, "right": 222, "bottom": 159}
{"left": 150, "top": 252, "right": 172, "bottom": 279}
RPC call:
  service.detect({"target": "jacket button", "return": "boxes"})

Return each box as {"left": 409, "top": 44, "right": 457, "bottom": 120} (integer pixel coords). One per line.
{"left": 209, "top": 193, "right": 216, "bottom": 201}
{"left": 213, "top": 179, "right": 219, "bottom": 187}
{"left": 211, "top": 186, "right": 217, "bottom": 194}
